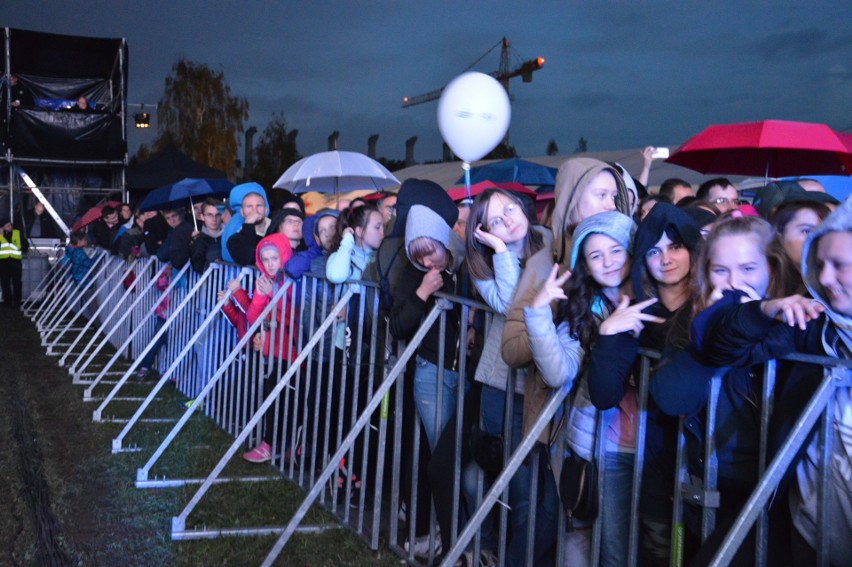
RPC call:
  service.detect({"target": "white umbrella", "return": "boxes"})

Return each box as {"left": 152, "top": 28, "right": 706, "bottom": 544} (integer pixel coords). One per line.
{"left": 273, "top": 150, "right": 400, "bottom": 195}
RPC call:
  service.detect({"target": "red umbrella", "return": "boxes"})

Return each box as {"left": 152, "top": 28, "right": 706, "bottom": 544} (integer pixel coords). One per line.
{"left": 666, "top": 120, "right": 852, "bottom": 177}
{"left": 446, "top": 180, "right": 537, "bottom": 203}
{"left": 841, "top": 133, "right": 852, "bottom": 173}
{"left": 72, "top": 200, "right": 122, "bottom": 233}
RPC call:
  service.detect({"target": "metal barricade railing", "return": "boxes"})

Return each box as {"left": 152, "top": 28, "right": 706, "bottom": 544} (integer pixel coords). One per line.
{"left": 47, "top": 257, "right": 139, "bottom": 356}
{"left": 58, "top": 257, "right": 154, "bottom": 368}
{"left": 21, "top": 249, "right": 65, "bottom": 316}
{"left": 17, "top": 247, "right": 851, "bottom": 567}
{"left": 709, "top": 352, "right": 852, "bottom": 567}
{"left": 36, "top": 249, "right": 106, "bottom": 336}
{"left": 25, "top": 257, "right": 72, "bottom": 322}
{"left": 70, "top": 259, "right": 167, "bottom": 382}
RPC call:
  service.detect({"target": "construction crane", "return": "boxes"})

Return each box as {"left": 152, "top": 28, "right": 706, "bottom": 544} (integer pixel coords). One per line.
{"left": 402, "top": 37, "right": 544, "bottom": 108}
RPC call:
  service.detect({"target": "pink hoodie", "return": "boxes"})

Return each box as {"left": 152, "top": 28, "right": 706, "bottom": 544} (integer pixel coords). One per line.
{"left": 247, "top": 234, "right": 297, "bottom": 360}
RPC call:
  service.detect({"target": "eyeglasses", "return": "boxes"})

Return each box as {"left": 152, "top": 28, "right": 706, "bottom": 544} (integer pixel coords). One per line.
{"left": 283, "top": 218, "right": 303, "bottom": 226}
{"left": 486, "top": 203, "right": 520, "bottom": 230}
{"left": 711, "top": 197, "right": 742, "bottom": 206}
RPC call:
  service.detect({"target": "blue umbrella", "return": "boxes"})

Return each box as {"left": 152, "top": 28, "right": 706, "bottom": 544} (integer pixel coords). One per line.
{"left": 456, "top": 157, "right": 558, "bottom": 189}
{"left": 138, "top": 178, "right": 235, "bottom": 227}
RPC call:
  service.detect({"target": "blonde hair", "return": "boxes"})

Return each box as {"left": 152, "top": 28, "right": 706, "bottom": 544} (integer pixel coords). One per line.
{"left": 694, "top": 216, "right": 796, "bottom": 314}
{"left": 409, "top": 236, "right": 450, "bottom": 271}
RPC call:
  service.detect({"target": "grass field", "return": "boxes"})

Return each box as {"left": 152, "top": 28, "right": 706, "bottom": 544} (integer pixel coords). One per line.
{"left": 0, "top": 306, "right": 406, "bottom": 566}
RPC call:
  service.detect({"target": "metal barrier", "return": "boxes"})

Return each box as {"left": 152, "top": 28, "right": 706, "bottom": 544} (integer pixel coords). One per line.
{"left": 18, "top": 250, "right": 852, "bottom": 567}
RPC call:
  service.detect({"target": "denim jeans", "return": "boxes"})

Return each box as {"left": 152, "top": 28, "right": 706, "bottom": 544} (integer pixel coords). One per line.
{"left": 475, "top": 384, "right": 557, "bottom": 566}
{"left": 562, "top": 451, "right": 634, "bottom": 567}
{"left": 139, "top": 316, "right": 167, "bottom": 371}
{"left": 600, "top": 451, "right": 634, "bottom": 567}
{"left": 412, "top": 355, "right": 461, "bottom": 450}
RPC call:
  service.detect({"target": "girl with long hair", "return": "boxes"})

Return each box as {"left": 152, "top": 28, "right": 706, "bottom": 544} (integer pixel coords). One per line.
{"left": 652, "top": 215, "right": 800, "bottom": 565}
{"left": 462, "top": 188, "right": 546, "bottom": 564}
{"left": 527, "top": 211, "right": 653, "bottom": 567}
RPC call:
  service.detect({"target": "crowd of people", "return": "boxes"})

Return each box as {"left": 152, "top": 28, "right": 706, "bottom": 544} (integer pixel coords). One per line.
{"left": 34, "top": 153, "right": 852, "bottom": 567}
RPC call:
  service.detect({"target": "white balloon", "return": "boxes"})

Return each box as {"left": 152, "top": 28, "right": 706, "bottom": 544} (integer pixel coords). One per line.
{"left": 437, "top": 72, "right": 511, "bottom": 163}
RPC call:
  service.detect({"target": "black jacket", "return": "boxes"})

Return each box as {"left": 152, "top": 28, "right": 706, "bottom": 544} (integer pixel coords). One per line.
{"left": 227, "top": 221, "right": 264, "bottom": 266}
{"left": 169, "top": 220, "right": 194, "bottom": 269}
{"left": 189, "top": 231, "right": 222, "bottom": 273}
{"left": 23, "top": 208, "right": 61, "bottom": 239}
{"left": 143, "top": 215, "right": 169, "bottom": 256}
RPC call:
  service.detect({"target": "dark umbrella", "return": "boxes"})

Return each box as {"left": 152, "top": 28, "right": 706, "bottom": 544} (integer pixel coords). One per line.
{"left": 138, "top": 178, "right": 234, "bottom": 229}
{"left": 666, "top": 120, "right": 852, "bottom": 178}
{"left": 456, "top": 157, "right": 558, "bottom": 187}
{"left": 446, "top": 180, "right": 537, "bottom": 202}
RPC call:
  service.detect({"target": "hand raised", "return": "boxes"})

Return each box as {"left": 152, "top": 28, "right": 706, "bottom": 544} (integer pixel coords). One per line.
{"left": 256, "top": 275, "right": 273, "bottom": 296}
{"left": 531, "top": 263, "right": 571, "bottom": 309}
{"left": 761, "top": 295, "right": 825, "bottom": 330}
{"left": 599, "top": 296, "right": 666, "bottom": 337}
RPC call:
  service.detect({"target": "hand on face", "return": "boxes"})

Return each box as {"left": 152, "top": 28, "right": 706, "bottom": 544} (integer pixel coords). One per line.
{"left": 708, "top": 282, "right": 762, "bottom": 308}
{"left": 474, "top": 224, "right": 507, "bottom": 253}
{"left": 416, "top": 268, "right": 444, "bottom": 301}
{"left": 531, "top": 263, "right": 571, "bottom": 309}
{"left": 599, "top": 296, "right": 666, "bottom": 337}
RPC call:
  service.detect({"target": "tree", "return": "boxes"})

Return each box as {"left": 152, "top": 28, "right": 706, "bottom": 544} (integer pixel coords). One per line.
{"left": 546, "top": 139, "right": 559, "bottom": 156}
{"left": 252, "top": 113, "right": 301, "bottom": 190}
{"left": 154, "top": 58, "right": 248, "bottom": 175}
{"left": 128, "top": 143, "right": 151, "bottom": 168}
{"left": 574, "top": 136, "right": 588, "bottom": 154}
{"left": 483, "top": 141, "right": 518, "bottom": 160}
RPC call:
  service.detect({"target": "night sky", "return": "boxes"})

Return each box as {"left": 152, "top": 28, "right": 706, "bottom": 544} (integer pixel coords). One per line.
{"left": 3, "top": 1, "right": 851, "bottom": 164}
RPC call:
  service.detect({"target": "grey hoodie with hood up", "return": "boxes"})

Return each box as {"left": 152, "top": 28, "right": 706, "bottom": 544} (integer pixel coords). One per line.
{"left": 790, "top": 194, "right": 852, "bottom": 560}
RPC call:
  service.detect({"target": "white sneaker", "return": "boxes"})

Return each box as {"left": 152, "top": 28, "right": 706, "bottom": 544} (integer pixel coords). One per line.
{"left": 404, "top": 530, "right": 442, "bottom": 557}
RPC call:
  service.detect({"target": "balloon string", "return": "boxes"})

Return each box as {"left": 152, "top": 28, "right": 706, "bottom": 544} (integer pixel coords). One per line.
{"left": 463, "top": 161, "right": 471, "bottom": 201}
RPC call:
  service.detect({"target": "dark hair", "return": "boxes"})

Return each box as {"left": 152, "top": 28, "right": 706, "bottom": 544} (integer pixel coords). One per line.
{"left": 101, "top": 205, "right": 116, "bottom": 218}
{"left": 696, "top": 177, "right": 733, "bottom": 201}
{"left": 70, "top": 231, "right": 88, "bottom": 245}
{"left": 676, "top": 196, "right": 698, "bottom": 208}
{"left": 770, "top": 200, "right": 831, "bottom": 235}
{"left": 201, "top": 198, "right": 221, "bottom": 214}
{"left": 636, "top": 226, "right": 698, "bottom": 304}
{"left": 559, "top": 243, "right": 618, "bottom": 348}
{"left": 658, "top": 178, "right": 691, "bottom": 201}
{"left": 375, "top": 191, "right": 396, "bottom": 207}
{"left": 332, "top": 204, "right": 379, "bottom": 250}
{"left": 349, "top": 197, "right": 368, "bottom": 210}
{"left": 636, "top": 194, "right": 672, "bottom": 223}
{"left": 465, "top": 188, "right": 544, "bottom": 281}
{"left": 163, "top": 208, "right": 185, "bottom": 221}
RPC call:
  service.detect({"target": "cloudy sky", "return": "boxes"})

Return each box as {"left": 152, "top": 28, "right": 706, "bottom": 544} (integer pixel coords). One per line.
{"left": 3, "top": 1, "right": 851, "bottom": 164}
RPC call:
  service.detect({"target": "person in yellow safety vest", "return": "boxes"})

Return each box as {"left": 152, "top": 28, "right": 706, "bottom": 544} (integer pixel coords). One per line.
{"left": 0, "top": 216, "right": 28, "bottom": 307}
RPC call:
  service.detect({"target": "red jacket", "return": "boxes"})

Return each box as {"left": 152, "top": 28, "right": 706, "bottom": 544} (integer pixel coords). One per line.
{"left": 247, "top": 234, "right": 297, "bottom": 361}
